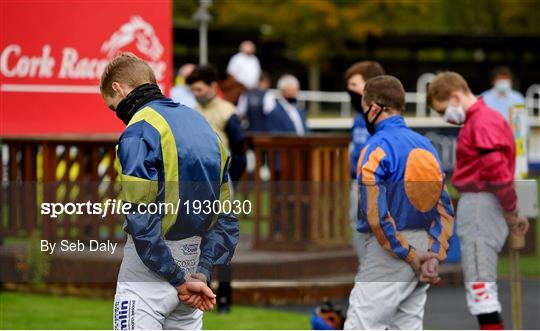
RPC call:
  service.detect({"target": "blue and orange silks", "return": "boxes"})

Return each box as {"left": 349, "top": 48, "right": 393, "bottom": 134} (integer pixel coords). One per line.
{"left": 356, "top": 115, "right": 454, "bottom": 263}
{"left": 115, "top": 98, "right": 239, "bottom": 287}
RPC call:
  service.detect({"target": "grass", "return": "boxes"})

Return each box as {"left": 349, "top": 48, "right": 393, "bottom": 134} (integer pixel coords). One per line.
{"left": 0, "top": 291, "right": 310, "bottom": 330}
{"left": 498, "top": 255, "right": 540, "bottom": 278}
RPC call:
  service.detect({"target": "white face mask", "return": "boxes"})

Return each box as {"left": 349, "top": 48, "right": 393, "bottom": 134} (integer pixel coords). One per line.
{"left": 443, "top": 104, "right": 465, "bottom": 125}
{"left": 494, "top": 79, "right": 511, "bottom": 94}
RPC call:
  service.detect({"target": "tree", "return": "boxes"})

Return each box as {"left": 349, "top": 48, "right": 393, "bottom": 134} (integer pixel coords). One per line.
{"left": 210, "top": 0, "right": 436, "bottom": 111}
{"left": 174, "top": 0, "right": 540, "bottom": 93}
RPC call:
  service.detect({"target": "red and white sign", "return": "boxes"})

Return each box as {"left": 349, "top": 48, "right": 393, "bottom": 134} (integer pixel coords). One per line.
{"left": 0, "top": 0, "right": 172, "bottom": 134}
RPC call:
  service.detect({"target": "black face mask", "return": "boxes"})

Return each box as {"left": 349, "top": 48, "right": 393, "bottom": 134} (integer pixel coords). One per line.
{"left": 347, "top": 89, "right": 363, "bottom": 113}
{"left": 362, "top": 103, "right": 384, "bottom": 135}
{"left": 115, "top": 83, "right": 165, "bottom": 125}
{"left": 285, "top": 97, "right": 297, "bottom": 105}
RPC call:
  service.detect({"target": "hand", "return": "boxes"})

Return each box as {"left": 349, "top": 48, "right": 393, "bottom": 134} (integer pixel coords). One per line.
{"left": 176, "top": 274, "right": 216, "bottom": 312}
{"left": 189, "top": 272, "right": 208, "bottom": 283}
{"left": 510, "top": 217, "right": 529, "bottom": 237}
{"left": 410, "top": 250, "right": 440, "bottom": 284}
{"left": 504, "top": 211, "right": 530, "bottom": 236}
{"left": 419, "top": 258, "right": 440, "bottom": 284}
{"left": 183, "top": 273, "right": 216, "bottom": 312}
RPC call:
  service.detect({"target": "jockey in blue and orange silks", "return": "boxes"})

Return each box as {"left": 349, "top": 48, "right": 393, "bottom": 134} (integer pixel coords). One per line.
{"left": 345, "top": 75, "right": 455, "bottom": 330}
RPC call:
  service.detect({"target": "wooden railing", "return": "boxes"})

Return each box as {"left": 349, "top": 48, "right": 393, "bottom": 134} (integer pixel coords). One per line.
{"left": 243, "top": 134, "right": 351, "bottom": 250}
{"left": 1, "top": 134, "right": 122, "bottom": 244}
{"left": 1, "top": 133, "right": 351, "bottom": 250}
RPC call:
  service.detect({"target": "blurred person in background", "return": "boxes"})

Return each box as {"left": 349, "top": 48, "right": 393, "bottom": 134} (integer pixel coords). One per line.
{"left": 170, "top": 63, "right": 197, "bottom": 109}
{"left": 187, "top": 65, "right": 246, "bottom": 182}
{"left": 236, "top": 72, "right": 273, "bottom": 132}
{"left": 266, "top": 74, "right": 308, "bottom": 135}
{"left": 427, "top": 72, "right": 529, "bottom": 330}
{"left": 187, "top": 64, "right": 247, "bottom": 314}
{"left": 482, "top": 66, "right": 525, "bottom": 121}
{"left": 265, "top": 74, "right": 308, "bottom": 238}
{"left": 100, "top": 53, "right": 238, "bottom": 330}
{"left": 345, "top": 61, "right": 385, "bottom": 179}
{"left": 345, "top": 75, "right": 454, "bottom": 329}
{"left": 221, "top": 40, "right": 262, "bottom": 104}
{"left": 344, "top": 60, "right": 385, "bottom": 281}
{"left": 227, "top": 40, "right": 261, "bottom": 90}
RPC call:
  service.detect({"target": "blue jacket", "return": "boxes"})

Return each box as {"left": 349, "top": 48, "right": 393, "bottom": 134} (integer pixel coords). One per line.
{"left": 356, "top": 115, "right": 454, "bottom": 263}
{"left": 266, "top": 101, "right": 308, "bottom": 134}
{"left": 350, "top": 114, "right": 370, "bottom": 179}
{"left": 115, "top": 98, "right": 239, "bottom": 286}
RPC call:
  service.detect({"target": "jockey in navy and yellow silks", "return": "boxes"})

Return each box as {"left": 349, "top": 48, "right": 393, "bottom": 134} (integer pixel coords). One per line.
{"left": 101, "top": 54, "right": 236, "bottom": 329}
{"left": 115, "top": 96, "right": 239, "bottom": 287}
{"left": 356, "top": 114, "right": 455, "bottom": 263}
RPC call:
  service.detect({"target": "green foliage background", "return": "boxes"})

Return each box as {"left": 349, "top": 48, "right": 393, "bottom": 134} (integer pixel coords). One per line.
{"left": 174, "top": 0, "right": 540, "bottom": 66}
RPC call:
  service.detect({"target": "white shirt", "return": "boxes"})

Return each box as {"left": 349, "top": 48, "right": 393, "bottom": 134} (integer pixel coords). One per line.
{"left": 226, "top": 52, "right": 261, "bottom": 89}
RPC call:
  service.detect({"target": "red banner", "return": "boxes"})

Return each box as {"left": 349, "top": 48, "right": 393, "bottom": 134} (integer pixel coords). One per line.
{"left": 0, "top": 0, "right": 172, "bottom": 134}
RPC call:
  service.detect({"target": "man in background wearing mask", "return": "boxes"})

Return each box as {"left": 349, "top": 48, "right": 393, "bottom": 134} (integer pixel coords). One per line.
{"left": 482, "top": 66, "right": 525, "bottom": 121}
{"left": 427, "top": 72, "right": 529, "bottom": 330}
{"left": 266, "top": 74, "right": 308, "bottom": 135}
{"left": 345, "top": 61, "right": 385, "bottom": 178}
{"left": 344, "top": 60, "right": 385, "bottom": 274}
{"left": 187, "top": 65, "right": 246, "bottom": 182}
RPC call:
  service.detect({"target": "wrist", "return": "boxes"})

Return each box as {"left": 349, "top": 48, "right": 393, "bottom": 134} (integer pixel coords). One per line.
{"left": 503, "top": 209, "right": 519, "bottom": 224}
{"left": 405, "top": 245, "right": 416, "bottom": 264}
{"left": 196, "top": 261, "right": 213, "bottom": 282}
{"left": 168, "top": 266, "right": 186, "bottom": 287}
{"left": 504, "top": 209, "right": 518, "bottom": 216}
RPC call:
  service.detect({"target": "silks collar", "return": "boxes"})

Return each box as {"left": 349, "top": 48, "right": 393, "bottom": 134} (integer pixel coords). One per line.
{"left": 374, "top": 115, "right": 407, "bottom": 133}
{"left": 115, "top": 83, "right": 165, "bottom": 125}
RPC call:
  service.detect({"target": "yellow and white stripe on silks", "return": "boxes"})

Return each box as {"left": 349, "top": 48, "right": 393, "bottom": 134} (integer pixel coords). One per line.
{"left": 126, "top": 107, "right": 180, "bottom": 235}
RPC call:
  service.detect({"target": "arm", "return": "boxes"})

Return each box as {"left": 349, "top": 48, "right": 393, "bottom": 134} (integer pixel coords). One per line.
{"left": 225, "top": 114, "right": 247, "bottom": 182}
{"left": 350, "top": 145, "right": 361, "bottom": 179}
{"left": 196, "top": 157, "right": 240, "bottom": 281}
{"left": 359, "top": 146, "right": 415, "bottom": 263}
{"left": 474, "top": 121, "right": 517, "bottom": 212}
{"left": 262, "top": 91, "right": 276, "bottom": 115}
{"left": 236, "top": 93, "right": 248, "bottom": 118}
{"left": 427, "top": 185, "right": 455, "bottom": 262}
{"left": 350, "top": 116, "right": 370, "bottom": 179}
{"left": 116, "top": 122, "right": 185, "bottom": 286}
{"left": 479, "top": 148, "right": 517, "bottom": 211}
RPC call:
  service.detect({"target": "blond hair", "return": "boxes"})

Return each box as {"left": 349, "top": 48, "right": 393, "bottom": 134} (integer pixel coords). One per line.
{"left": 99, "top": 52, "right": 156, "bottom": 97}
{"left": 427, "top": 71, "right": 471, "bottom": 106}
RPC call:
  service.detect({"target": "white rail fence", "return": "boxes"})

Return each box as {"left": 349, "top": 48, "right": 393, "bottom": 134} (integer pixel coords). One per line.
{"left": 278, "top": 79, "right": 540, "bottom": 120}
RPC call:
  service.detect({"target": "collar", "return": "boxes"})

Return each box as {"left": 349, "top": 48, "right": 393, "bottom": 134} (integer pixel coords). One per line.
{"left": 374, "top": 114, "right": 407, "bottom": 133}
{"left": 464, "top": 97, "right": 485, "bottom": 122}
{"left": 115, "top": 83, "right": 165, "bottom": 125}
